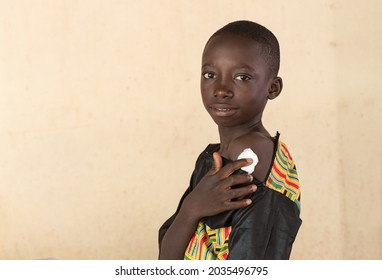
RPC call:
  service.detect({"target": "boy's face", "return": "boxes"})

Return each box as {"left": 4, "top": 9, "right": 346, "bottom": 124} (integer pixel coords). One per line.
{"left": 201, "top": 34, "right": 275, "bottom": 128}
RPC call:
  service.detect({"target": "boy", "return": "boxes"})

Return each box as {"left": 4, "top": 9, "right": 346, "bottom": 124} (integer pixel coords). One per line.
{"left": 159, "top": 20, "right": 301, "bottom": 260}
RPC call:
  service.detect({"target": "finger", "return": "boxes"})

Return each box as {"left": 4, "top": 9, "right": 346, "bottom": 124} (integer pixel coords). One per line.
{"left": 219, "top": 158, "right": 253, "bottom": 177}
{"left": 219, "top": 174, "right": 253, "bottom": 190}
{"left": 223, "top": 198, "right": 253, "bottom": 211}
{"left": 209, "top": 152, "right": 223, "bottom": 175}
{"left": 226, "top": 184, "right": 257, "bottom": 200}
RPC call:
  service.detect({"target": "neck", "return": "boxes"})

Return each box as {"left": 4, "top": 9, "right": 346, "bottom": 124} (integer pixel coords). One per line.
{"left": 218, "top": 120, "right": 269, "bottom": 153}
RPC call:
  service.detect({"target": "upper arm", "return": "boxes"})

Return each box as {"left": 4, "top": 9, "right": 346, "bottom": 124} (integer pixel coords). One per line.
{"left": 229, "top": 134, "right": 275, "bottom": 182}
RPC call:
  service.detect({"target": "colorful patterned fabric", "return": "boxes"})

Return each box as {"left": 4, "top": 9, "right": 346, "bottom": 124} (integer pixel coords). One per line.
{"left": 184, "top": 140, "right": 300, "bottom": 260}
{"left": 184, "top": 221, "right": 231, "bottom": 260}
{"left": 266, "top": 141, "right": 301, "bottom": 211}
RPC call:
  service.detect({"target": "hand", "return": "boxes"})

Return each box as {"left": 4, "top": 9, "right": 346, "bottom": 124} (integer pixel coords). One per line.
{"left": 181, "top": 152, "right": 257, "bottom": 220}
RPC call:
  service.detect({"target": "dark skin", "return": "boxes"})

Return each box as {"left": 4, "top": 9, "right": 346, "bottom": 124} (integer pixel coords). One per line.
{"left": 159, "top": 34, "right": 282, "bottom": 260}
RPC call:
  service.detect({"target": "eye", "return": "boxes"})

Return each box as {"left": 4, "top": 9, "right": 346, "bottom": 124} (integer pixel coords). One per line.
{"left": 234, "top": 74, "right": 251, "bottom": 81}
{"left": 202, "top": 72, "right": 216, "bottom": 79}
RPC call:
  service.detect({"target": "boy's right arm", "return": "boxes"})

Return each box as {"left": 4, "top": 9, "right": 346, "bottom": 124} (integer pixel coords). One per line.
{"left": 159, "top": 152, "right": 257, "bottom": 260}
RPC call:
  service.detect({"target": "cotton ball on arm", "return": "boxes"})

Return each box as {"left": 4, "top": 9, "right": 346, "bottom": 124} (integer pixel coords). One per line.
{"left": 237, "top": 148, "right": 259, "bottom": 174}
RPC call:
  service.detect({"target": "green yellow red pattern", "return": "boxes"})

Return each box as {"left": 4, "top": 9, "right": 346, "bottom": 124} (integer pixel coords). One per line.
{"left": 266, "top": 141, "right": 301, "bottom": 211}
{"left": 184, "top": 221, "right": 231, "bottom": 260}
{"left": 184, "top": 140, "right": 301, "bottom": 260}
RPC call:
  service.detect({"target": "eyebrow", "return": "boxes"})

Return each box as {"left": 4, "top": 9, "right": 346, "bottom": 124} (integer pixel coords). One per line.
{"left": 236, "top": 65, "right": 256, "bottom": 72}
{"left": 201, "top": 63, "right": 214, "bottom": 68}
{"left": 201, "top": 63, "right": 256, "bottom": 72}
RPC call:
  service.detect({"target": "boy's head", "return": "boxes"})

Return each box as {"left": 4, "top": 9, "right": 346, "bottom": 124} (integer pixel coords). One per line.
{"left": 200, "top": 20, "right": 283, "bottom": 128}
{"left": 206, "top": 20, "right": 280, "bottom": 77}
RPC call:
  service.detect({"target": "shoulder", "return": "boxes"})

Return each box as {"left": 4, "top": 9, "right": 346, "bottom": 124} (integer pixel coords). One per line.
{"left": 191, "top": 143, "right": 220, "bottom": 181}
{"left": 195, "top": 143, "right": 219, "bottom": 162}
{"left": 228, "top": 132, "right": 275, "bottom": 166}
{"left": 275, "top": 140, "right": 298, "bottom": 169}
{"left": 229, "top": 132, "right": 274, "bottom": 160}
{"left": 267, "top": 139, "right": 301, "bottom": 211}
{"left": 228, "top": 132, "right": 276, "bottom": 182}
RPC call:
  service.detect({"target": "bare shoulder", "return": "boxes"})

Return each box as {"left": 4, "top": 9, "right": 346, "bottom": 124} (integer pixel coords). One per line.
{"left": 229, "top": 132, "right": 276, "bottom": 182}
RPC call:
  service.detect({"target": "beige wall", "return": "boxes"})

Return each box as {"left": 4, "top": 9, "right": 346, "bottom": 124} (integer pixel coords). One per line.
{"left": 0, "top": 0, "right": 381, "bottom": 259}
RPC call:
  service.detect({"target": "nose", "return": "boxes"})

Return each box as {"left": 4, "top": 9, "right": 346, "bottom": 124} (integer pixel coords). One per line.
{"left": 213, "top": 80, "right": 233, "bottom": 98}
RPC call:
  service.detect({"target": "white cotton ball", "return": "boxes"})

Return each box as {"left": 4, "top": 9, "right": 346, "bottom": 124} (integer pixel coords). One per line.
{"left": 237, "top": 148, "right": 259, "bottom": 174}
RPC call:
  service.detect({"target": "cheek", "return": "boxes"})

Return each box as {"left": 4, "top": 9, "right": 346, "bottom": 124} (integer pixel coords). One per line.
{"left": 200, "top": 91, "right": 209, "bottom": 109}
{"left": 245, "top": 84, "right": 269, "bottom": 102}
{"left": 241, "top": 91, "right": 268, "bottom": 112}
{"left": 200, "top": 80, "right": 209, "bottom": 91}
{"left": 200, "top": 84, "right": 210, "bottom": 101}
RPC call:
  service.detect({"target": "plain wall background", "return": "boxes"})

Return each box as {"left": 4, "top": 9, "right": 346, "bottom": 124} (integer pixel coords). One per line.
{"left": 0, "top": 0, "right": 381, "bottom": 259}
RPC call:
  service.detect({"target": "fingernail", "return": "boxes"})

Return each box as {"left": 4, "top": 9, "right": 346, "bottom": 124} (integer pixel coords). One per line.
{"left": 251, "top": 185, "right": 257, "bottom": 192}
{"left": 248, "top": 175, "right": 253, "bottom": 181}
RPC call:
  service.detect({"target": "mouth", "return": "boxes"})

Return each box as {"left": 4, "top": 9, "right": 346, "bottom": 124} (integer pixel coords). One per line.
{"left": 209, "top": 104, "right": 238, "bottom": 117}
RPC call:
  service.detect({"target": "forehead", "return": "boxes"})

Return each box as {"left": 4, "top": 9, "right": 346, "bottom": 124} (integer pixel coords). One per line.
{"left": 202, "top": 34, "right": 266, "bottom": 68}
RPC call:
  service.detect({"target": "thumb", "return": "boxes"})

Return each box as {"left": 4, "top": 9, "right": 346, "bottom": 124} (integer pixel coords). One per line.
{"left": 209, "top": 152, "right": 223, "bottom": 175}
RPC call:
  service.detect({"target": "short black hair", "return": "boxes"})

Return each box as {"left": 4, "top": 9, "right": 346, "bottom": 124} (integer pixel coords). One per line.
{"left": 207, "top": 20, "right": 280, "bottom": 77}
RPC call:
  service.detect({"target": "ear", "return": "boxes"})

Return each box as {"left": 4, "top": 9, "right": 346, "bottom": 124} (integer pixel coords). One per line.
{"left": 267, "top": 77, "right": 283, "bottom": 100}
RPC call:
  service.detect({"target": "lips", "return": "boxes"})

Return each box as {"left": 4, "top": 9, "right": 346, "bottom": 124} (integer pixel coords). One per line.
{"left": 209, "top": 104, "right": 238, "bottom": 117}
